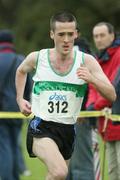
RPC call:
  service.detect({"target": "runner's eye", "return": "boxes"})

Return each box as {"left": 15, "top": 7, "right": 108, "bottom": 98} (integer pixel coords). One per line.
{"left": 58, "top": 33, "right": 64, "bottom": 37}
{"left": 68, "top": 32, "right": 74, "bottom": 37}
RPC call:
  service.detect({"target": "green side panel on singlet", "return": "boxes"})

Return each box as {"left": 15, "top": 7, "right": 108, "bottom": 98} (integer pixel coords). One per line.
{"left": 82, "top": 52, "right": 85, "bottom": 64}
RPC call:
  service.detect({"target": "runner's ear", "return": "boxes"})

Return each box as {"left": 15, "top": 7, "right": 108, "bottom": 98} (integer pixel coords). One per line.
{"left": 50, "top": 30, "right": 54, "bottom": 40}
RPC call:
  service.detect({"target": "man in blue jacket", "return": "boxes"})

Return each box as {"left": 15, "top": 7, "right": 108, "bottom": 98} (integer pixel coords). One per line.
{"left": 0, "top": 29, "right": 32, "bottom": 180}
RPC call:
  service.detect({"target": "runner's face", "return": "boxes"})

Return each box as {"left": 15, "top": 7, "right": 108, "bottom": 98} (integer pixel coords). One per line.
{"left": 50, "top": 21, "right": 77, "bottom": 56}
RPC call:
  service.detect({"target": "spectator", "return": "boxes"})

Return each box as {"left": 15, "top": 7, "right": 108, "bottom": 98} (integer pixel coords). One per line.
{"left": 0, "top": 29, "right": 32, "bottom": 180}
{"left": 67, "top": 33, "right": 95, "bottom": 180}
{"left": 86, "top": 22, "right": 120, "bottom": 180}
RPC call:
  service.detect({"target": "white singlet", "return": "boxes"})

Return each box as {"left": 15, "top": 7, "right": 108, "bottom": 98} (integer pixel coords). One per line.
{"left": 31, "top": 49, "right": 87, "bottom": 124}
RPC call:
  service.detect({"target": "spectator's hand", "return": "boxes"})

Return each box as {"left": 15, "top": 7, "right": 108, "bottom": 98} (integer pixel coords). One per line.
{"left": 102, "top": 107, "right": 111, "bottom": 115}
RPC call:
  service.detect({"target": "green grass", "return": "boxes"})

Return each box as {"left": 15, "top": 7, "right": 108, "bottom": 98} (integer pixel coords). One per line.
{"left": 20, "top": 122, "right": 109, "bottom": 180}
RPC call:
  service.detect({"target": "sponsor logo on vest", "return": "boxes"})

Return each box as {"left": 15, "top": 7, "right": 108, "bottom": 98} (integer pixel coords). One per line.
{"left": 49, "top": 92, "right": 67, "bottom": 101}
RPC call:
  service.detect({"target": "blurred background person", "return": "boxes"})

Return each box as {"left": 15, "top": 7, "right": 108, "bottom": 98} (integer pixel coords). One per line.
{"left": 86, "top": 22, "right": 120, "bottom": 180}
{"left": 0, "top": 29, "right": 32, "bottom": 180}
{"left": 67, "top": 28, "right": 95, "bottom": 180}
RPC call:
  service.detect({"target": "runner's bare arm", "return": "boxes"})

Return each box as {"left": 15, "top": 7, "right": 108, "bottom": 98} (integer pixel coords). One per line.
{"left": 15, "top": 51, "right": 38, "bottom": 115}
{"left": 77, "top": 54, "right": 116, "bottom": 102}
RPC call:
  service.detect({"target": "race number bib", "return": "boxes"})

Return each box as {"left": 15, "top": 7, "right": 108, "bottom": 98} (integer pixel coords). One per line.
{"left": 48, "top": 92, "right": 68, "bottom": 113}
{"left": 32, "top": 91, "right": 82, "bottom": 118}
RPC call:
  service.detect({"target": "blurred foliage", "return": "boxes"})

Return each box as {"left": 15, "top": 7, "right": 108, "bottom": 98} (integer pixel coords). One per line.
{"left": 0, "top": 0, "right": 120, "bottom": 54}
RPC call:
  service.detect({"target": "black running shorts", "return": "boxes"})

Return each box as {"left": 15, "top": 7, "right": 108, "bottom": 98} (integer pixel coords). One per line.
{"left": 26, "top": 117, "right": 75, "bottom": 160}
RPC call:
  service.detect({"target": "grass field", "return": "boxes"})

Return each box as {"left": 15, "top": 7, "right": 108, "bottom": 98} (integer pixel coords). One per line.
{"left": 20, "top": 121, "right": 109, "bottom": 180}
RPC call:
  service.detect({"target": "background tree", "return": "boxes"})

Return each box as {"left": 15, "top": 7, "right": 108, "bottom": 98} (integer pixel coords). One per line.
{"left": 0, "top": 0, "right": 120, "bottom": 54}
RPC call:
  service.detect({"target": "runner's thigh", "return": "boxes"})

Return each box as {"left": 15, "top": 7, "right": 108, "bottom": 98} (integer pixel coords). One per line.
{"left": 32, "top": 137, "right": 67, "bottom": 172}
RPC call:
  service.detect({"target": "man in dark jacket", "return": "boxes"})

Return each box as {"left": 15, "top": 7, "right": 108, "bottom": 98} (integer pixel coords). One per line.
{"left": 86, "top": 22, "right": 120, "bottom": 180}
{"left": 0, "top": 29, "right": 32, "bottom": 180}
{"left": 67, "top": 35, "right": 95, "bottom": 180}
